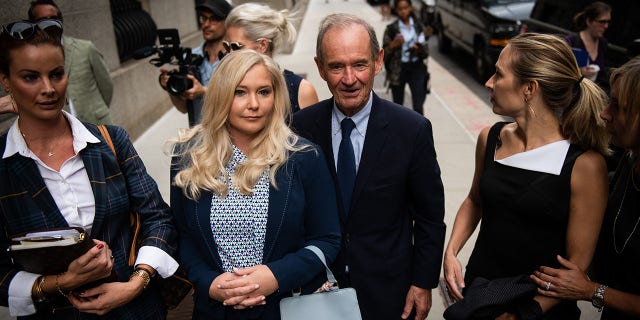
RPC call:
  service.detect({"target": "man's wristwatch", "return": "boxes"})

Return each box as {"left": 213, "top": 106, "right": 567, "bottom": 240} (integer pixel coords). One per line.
{"left": 591, "top": 283, "right": 607, "bottom": 312}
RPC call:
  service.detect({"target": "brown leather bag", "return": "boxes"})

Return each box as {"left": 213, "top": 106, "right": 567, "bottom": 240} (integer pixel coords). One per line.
{"left": 97, "top": 125, "right": 192, "bottom": 310}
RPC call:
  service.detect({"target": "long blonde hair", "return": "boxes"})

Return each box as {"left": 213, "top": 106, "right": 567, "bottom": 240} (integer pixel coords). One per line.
{"left": 508, "top": 33, "right": 609, "bottom": 155}
{"left": 171, "top": 50, "right": 303, "bottom": 199}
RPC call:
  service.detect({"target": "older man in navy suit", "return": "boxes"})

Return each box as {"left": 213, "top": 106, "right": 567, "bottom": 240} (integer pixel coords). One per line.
{"left": 292, "top": 13, "right": 446, "bottom": 320}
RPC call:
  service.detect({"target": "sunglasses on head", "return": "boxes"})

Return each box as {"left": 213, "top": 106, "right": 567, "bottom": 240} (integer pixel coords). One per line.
{"left": 1, "top": 19, "right": 63, "bottom": 40}
{"left": 218, "top": 41, "right": 245, "bottom": 60}
{"left": 217, "top": 38, "right": 273, "bottom": 60}
{"left": 222, "top": 41, "right": 244, "bottom": 52}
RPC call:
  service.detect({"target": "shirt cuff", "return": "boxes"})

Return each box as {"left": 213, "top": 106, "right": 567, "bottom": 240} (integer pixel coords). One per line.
{"left": 135, "top": 246, "right": 179, "bottom": 279}
{"left": 8, "top": 271, "right": 39, "bottom": 316}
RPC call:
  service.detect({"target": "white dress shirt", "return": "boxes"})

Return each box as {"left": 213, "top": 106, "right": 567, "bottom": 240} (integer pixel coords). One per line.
{"left": 3, "top": 111, "right": 178, "bottom": 316}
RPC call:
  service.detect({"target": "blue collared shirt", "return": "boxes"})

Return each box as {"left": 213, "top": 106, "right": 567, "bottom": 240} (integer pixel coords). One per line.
{"left": 191, "top": 42, "right": 220, "bottom": 125}
{"left": 331, "top": 92, "right": 373, "bottom": 171}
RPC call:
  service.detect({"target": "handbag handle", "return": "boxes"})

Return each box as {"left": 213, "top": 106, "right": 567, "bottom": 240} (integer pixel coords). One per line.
{"left": 305, "top": 245, "right": 337, "bottom": 286}
{"left": 97, "top": 125, "right": 141, "bottom": 267}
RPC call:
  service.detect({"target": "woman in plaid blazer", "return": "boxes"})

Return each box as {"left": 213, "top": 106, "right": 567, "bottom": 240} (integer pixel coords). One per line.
{"left": 0, "top": 21, "right": 177, "bottom": 319}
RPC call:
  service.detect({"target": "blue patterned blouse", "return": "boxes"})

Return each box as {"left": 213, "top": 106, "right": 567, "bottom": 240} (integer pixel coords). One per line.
{"left": 210, "top": 145, "right": 270, "bottom": 272}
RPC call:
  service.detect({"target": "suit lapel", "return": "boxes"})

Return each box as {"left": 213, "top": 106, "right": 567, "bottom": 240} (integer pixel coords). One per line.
{"left": 350, "top": 94, "right": 389, "bottom": 214}
{"left": 263, "top": 158, "right": 294, "bottom": 262}
{"left": 6, "top": 156, "right": 67, "bottom": 228}
{"left": 313, "top": 101, "right": 349, "bottom": 222}
{"left": 314, "top": 101, "right": 336, "bottom": 176}
{"left": 196, "top": 191, "right": 224, "bottom": 269}
{"left": 80, "top": 143, "right": 109, "bottom": 236}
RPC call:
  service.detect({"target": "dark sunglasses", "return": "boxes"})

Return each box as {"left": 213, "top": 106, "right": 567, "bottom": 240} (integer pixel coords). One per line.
{"left": 218, "top": 41, "right": 245, "bottom": 60}
{"left": 222, "top": 41, "right": 244, "bottom": 52}
{"left": 594, "top": 19, "right": 611, "bottom": 25}
{"left": 1, "top": 19, "right": 63, "bottom": 40}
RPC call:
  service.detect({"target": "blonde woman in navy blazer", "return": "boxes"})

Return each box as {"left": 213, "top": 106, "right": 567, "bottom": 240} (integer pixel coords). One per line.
{"left": 169, "top": 50, "right": 341, "bottom": 320}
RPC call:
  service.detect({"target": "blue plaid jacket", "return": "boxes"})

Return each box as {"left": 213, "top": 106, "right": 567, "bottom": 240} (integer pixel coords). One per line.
{"left": 0, "top": 123, "right": 176, "bottom": 319}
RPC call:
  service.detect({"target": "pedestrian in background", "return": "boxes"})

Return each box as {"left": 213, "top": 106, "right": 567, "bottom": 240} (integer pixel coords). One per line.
{"left": 293, "top": 13, "right": 445, "bottom": 320}
{"left": 0, "top": 20, "right": 177, "bottom": 319}
{"left": 220, "top": 2, "right": 319, "bottom": 114}
{"left": 565, "top": 1, "right": 612, "bottom": 92}
{"left": 169, "top": 50, "right": 340, "bottom": 319}
{"left": 0, "top": 0, "right": 115, "bottom": 125}
{"left": 531, "top": 56, "right": 640, "bottom": 320}
{"left": 159, "top": 0, "right": 231, "bottom": 126}
{"left": 382, "top": 0, "right": 431, "bottom": 115}
{"left": 443, "top": 33, "right": 609, "bottom": 319}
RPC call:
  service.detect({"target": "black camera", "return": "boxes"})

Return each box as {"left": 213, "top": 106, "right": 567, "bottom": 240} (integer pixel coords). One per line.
{"left": 134, "top": 29, "right": 204, "bottom": 96}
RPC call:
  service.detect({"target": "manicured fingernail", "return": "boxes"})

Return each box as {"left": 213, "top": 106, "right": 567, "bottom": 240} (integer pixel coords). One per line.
{"left": 254, "top": 284, "right": 259, "bottom": 289}
{"left": 96, "top": 244, "right": 104, "bottom": 249}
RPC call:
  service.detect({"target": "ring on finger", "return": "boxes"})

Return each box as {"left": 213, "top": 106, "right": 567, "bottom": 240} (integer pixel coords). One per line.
{"left": 545, "top": 281, "right": 551, "bottom": 291}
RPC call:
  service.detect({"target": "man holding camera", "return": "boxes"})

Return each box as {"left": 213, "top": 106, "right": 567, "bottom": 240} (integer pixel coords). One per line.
{"left": 159, "top": 0, "right": 231, "bottom": 126}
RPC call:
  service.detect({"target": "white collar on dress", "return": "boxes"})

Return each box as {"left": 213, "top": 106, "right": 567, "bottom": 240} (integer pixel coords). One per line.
{"left": 495, "top": 140, "right": 570, "bottom": 175}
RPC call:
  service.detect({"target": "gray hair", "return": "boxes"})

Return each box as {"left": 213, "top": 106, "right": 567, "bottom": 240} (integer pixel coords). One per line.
{"left": 315, "top": 13, "right": 380, "bottom": 62}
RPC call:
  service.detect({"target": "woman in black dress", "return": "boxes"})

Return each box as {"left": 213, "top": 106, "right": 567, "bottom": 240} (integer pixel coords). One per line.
{"left": 532, "top": 56, "right": 640, "bottom": 319}
{"left": 443, "top": 33, "right": 609, "bottom": 319}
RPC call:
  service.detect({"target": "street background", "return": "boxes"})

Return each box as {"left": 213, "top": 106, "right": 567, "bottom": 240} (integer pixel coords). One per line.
{"left": 0, "top": 0, "right": 600, "bottom": 319}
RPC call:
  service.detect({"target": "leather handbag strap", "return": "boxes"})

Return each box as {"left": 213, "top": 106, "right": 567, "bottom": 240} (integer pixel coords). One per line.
{"left": 305, "top": 245, "right": 337, "bottom": 285}
{"left": 97, "top": 125, "right": 117, "bottom": 162}
{"left": 97, "top": 125, "right": 141, "bottom": 267}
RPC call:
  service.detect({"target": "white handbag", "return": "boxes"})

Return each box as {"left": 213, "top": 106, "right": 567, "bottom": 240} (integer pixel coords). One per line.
{"left": 279, "top": 246, "right": 362, "bottom": 320}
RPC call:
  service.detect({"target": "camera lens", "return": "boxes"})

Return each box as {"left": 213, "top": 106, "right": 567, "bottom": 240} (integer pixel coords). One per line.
{"left": 166, "top": 74, "right": 194, "bottom": 96}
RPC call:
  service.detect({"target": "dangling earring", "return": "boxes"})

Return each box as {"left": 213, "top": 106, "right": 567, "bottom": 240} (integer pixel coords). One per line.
{"left": 3, "top": 88, "right": 18, "bottom": 113}
{"left": 525, "top": 97, "right": 536, "bottom": 117}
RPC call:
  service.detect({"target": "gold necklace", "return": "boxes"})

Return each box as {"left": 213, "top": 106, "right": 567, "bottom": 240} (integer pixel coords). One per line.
{"left": 19, "top": 127, "right": 67, "bottom": 158}
{"left": 613, "top": 170, "right": 640, "bottom": 254}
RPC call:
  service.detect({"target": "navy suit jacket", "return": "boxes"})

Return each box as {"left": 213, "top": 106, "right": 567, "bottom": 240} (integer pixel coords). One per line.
{"left": 170, "top": 141, "right": 341, "bottom": 320}
{"left": 0, "top": 124, "right": 176, "bottom": 319}
{"left": 292, "top": 93, "right": 446, "bottom": 319}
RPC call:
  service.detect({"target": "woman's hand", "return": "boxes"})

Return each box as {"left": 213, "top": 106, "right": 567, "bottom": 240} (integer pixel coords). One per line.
{"left": 216, "top": 265, "right": 279, "bottom": 309}
{"left": 531, "top": 255, "right": 595, "bottom": 301}
{"left": 61, "top": 240, "right": 114, "bottom": 290}
{"left": 391, "top": 34, "right": 405, "bottom": 49}
{"left": 67, "top": 280, "right": 142, "bottom": 315}
{"left": 180, "top": 75, "right": 205, "bottom": 101}
{"left": 579, "top": 65, "right": 598, "bottom": 80}
{"left": 209, "top": 271, "right": 261, "bottom": 306}
{"left": 443, "top": 252, "right": 465, "bottom": 301}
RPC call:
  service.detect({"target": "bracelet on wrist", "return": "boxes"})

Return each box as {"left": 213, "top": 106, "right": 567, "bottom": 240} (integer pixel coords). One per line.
{"left": 32, "top": 276, "right": 48, "bottom": 302}
{"left": 130, "top": 268, "right": 151, "bottom": 290}
{"left": 55, "top": 273, "right": 70, "bottom": 297}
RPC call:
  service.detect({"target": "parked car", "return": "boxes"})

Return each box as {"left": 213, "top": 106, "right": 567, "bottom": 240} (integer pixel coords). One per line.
{"left": 524, "top": 0, "right": 640, "bottom": 77}
{"left": 434, "top": 0, "right": 534, "bottom": 82}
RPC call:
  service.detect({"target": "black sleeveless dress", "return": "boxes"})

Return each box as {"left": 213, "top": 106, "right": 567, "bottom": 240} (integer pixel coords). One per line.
{"left": 465, "top": 122, "right": 583, "bottom": 318}
{"left": 591, "top": 153, "right": 640, "bottom": 320}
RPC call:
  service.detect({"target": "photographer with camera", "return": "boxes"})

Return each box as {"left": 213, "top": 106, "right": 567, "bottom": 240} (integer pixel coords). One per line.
{"left": 159, "top": 0, "right": 231, "bottom": 126}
